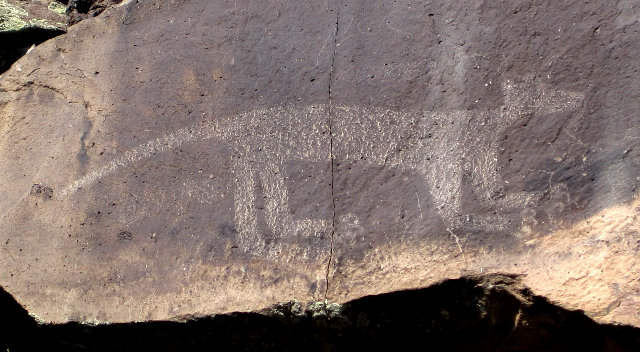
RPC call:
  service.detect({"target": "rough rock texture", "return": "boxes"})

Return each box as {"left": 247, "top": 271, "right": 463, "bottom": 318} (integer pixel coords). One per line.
{"left": 0, "top": 0, "right": 639, "bottom": 325}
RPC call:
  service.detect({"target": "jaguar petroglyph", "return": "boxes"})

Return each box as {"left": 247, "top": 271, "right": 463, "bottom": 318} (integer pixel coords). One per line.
{"left": 62, "top": 77, "right": 584, "bottom": 256}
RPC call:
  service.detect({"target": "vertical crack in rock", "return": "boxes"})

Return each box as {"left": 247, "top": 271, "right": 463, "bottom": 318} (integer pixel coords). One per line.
{"left": 324, "top": 1, "right": 341, "bottom": 301}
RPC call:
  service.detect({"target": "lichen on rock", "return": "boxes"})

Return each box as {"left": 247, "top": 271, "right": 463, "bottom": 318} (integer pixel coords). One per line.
{"left": 0, "top": 0, "right": 68, "bottom": 74}
{"left": 47, "top": 1, "right": 67, "bottom": 17}
{"left": 0, "top": 1, "right": 29, "bottom": 32}
{"left": 0, "top": 0, "right": 67, "bottom": 32}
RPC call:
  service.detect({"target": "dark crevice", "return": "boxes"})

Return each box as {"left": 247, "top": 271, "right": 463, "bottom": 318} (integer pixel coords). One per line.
{"left": 0, "top": 1, "right": 123, "bottom": 75}
{"left": 0, "top": 28, "right": 65, "bottom": 75}
{"left": 0, "top": 284, "right": 39, "bottom": 350}
{"left": 324, "top": 1, "right": 341, "bottom": 301}
{"left": 2, "top": 275, "right": 639, "bottom": 351}
{"left": 65, "top": 0, "right": 124, "bottom": 25}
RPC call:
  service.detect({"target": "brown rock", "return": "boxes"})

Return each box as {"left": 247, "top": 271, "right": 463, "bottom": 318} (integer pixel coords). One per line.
{"left": 0, "top": 0, "right": 638, "bottom": 325}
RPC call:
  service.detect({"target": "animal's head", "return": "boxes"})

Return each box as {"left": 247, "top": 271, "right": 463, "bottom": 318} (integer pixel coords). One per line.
{"left": 501, "top": 75, "right": 584, "bottom": 120}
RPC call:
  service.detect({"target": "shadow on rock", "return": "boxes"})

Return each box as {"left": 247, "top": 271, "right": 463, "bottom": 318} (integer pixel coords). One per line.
{"left": 2, "top": 275, "right": 640, "bottom": 351}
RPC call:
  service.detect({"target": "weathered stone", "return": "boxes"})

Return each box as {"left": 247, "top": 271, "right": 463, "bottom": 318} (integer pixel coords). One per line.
{"left": 0, "top": 0, "right": 638, "bottom": 326}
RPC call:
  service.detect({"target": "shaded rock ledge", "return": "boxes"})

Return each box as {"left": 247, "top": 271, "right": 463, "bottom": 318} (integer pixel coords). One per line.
{"left": 1, "top": 275, "right": 639, "bottom": 351}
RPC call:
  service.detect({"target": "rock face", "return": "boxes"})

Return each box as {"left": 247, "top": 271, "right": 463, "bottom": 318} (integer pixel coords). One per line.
{"left": 0, "top": 0, "right": 638, "bottom": 325}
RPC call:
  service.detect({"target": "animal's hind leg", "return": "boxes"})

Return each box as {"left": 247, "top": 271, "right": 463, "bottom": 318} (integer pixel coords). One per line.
{"left": 258, "top": 162, "right": 291, "bottom": 237}
{"left": 258, "top": 162, "right": 330, "bottom": 258}
{"left": 469, "top": 144, "right": 504, "bottom": 204}
{"left": 232, "top": 156, "right": 262, "bottom": 253}
{"left": 424, "top": 157, "right": 464, "bottom": 230}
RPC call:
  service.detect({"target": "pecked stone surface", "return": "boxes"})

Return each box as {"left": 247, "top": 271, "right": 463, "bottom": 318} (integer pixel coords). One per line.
{"left": 0, "top": 0, "right": 638, "bottom": 325}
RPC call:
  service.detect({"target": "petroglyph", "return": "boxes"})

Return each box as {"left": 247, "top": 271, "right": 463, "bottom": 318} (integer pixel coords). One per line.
{"left": 62, "top": 77, "right": 584, "bottom": 254}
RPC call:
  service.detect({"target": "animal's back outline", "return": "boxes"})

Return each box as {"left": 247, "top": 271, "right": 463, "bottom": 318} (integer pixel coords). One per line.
{"left": 60, "top": 78, "right": 584, "bottom": 254}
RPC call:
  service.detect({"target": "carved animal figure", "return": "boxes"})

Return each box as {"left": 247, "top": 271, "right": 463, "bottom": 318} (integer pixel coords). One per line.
{"left": 62, "top": 77, "right": 584, "bottom": 255}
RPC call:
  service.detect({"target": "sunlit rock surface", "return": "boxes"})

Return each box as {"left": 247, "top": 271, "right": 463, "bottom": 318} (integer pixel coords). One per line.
{"left": 0, "top": 0, "right": 638, "bottom": 325}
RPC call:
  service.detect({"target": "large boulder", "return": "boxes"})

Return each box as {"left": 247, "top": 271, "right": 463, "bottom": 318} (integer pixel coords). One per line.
{"left": 0, "top": 0, "right": 638, "bottom": 325}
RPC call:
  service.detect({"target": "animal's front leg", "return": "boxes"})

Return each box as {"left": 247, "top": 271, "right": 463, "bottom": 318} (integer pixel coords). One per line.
{"left": 469, "top": 142, "right": 504, "bottom": 204}
{"left": 465, "top": 137, "right": 542, "bottom": 232}
{"left": 425, "top": 152, "right": 464, "bottom": 230}
{"left": 258, "top": 163, "right": 291, "bottom": 237}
